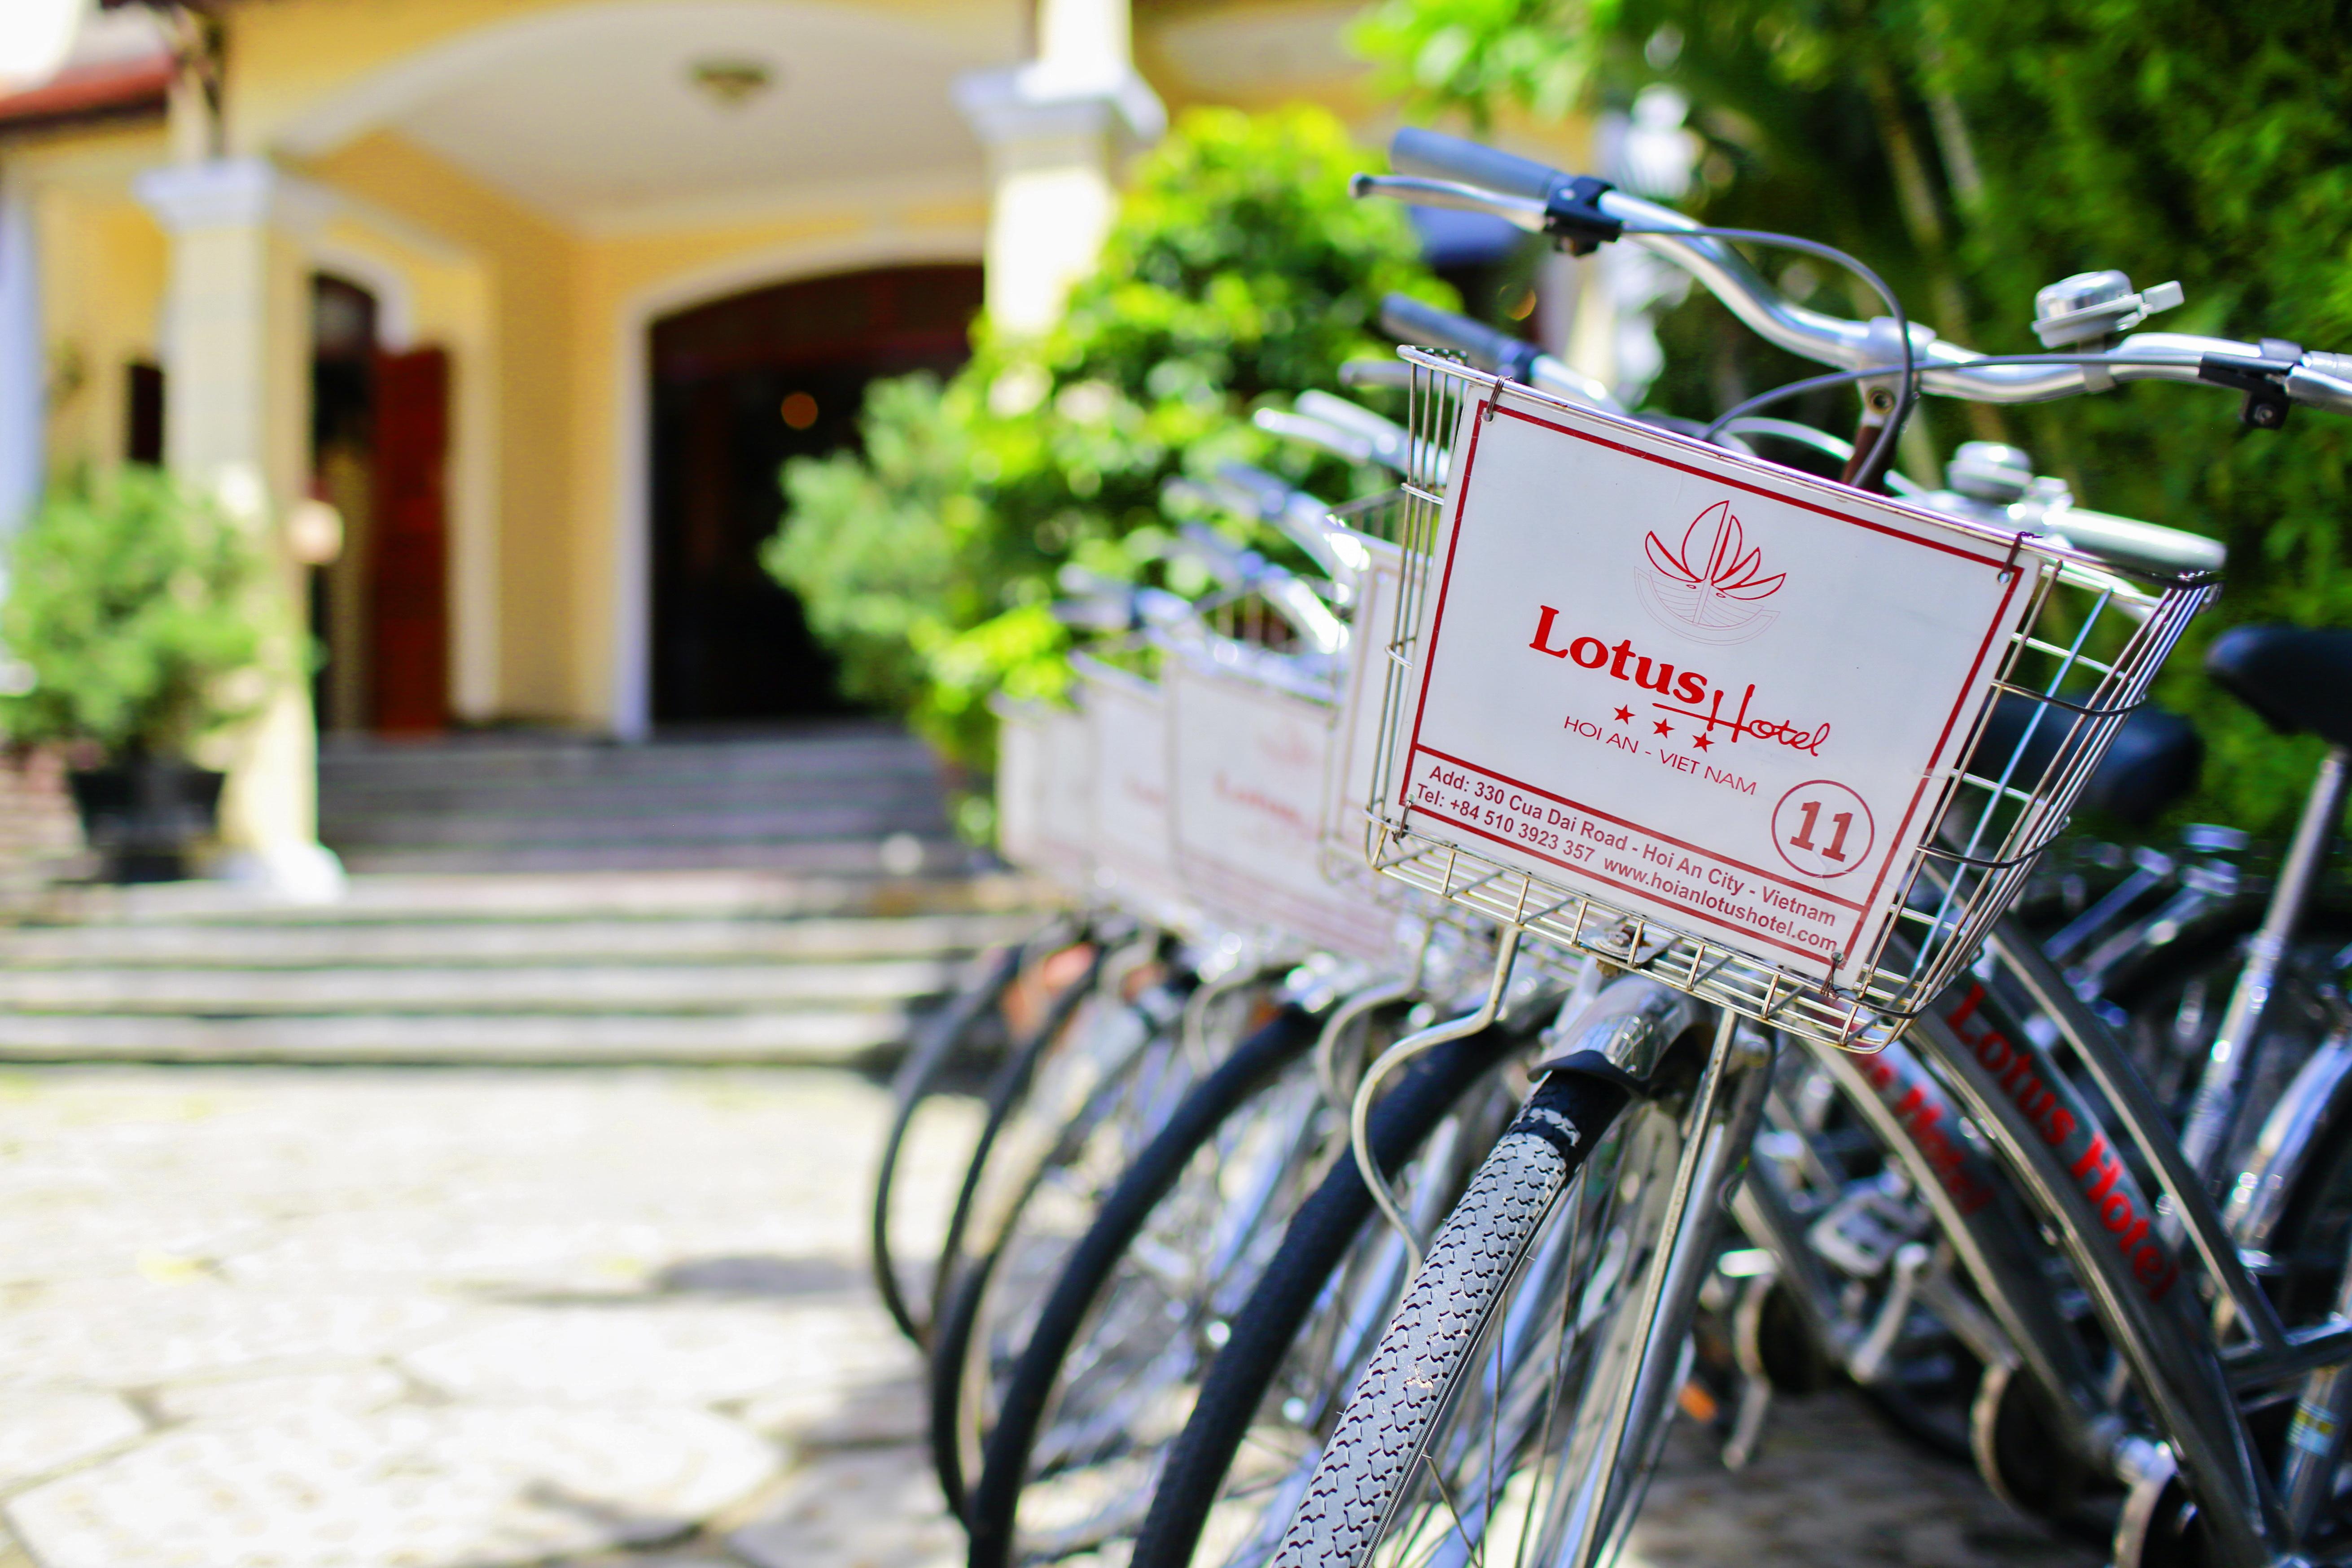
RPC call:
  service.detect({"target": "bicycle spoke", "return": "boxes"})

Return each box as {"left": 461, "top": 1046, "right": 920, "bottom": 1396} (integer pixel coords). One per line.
{"left": 1416, "top": 1447, "right": 1487, "bottom": 1568}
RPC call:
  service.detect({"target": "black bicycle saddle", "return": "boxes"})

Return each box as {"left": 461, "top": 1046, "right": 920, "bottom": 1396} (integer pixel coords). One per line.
{"left": 2205, "top": 625, "right": 2352, "bottom": 751}
{"left": 1967, "top": 694, "right": 2201, "bottom": 828}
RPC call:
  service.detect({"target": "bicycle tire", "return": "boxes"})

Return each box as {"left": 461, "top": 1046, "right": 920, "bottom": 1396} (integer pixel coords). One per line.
{"left": 930, "top": 964, "right": 1212, "bottom": 1517}
{"left": 929, "top": 942, "right": 1116, "bottom": 1344}
{"left": 967, "top": 1001, "right": 1329, "bottom": 1568}
{"left": 1133, "top": 1021, "right": 1530, "bottom": 1568}
{"left": 1269, "top": 1070, "right": 1632, "bottom": 1568}
{"left": 872, "top": 939, "right": 1032, "bottom": 1345}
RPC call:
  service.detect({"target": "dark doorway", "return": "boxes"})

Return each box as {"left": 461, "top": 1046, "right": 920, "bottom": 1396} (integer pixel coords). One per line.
{"left": 125, "top": 361, "right": 164, "bottom": 465}
{"left": 647, "top": 264, "right": 983, "bottom": 724}
{"left": 369, "top": 346, "right": 450, "bottom": 732}
{"left": 309, "top": 275, "right": 454, "bottom": 735}
{"left": 310, "top": 275, "right": 377, "bottom": 735}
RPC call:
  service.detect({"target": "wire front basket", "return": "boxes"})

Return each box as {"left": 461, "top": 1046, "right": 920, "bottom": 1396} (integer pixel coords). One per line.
{"left": 1354, "top": 348, "right": 2217, "bottom": 1051}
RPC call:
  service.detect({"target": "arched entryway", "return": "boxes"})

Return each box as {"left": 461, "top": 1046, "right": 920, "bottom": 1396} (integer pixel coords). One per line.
{"left": 646, "top": 263, "right": 983, "bottom": 725}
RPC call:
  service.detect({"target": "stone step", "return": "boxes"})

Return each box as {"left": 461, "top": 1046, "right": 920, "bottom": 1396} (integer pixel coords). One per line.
{"left": 316, "top": 731, "right": 939, "bottom": 786}
{"left": 0, "top": 1008, "right": 916, "bottom": 1064}
{"left": 315, "top": 775, "right": 948, "bottom": 820}
{"left": 329, "top": 840, "right": 976, "bottom": 878}
{"left": 319, "top": 743, "right": 935, "bottom": 780}
{"left": 27, "top": 870, "right": 1039, "bottom": 928}
{"left": 319, "top": 803, "right": 951, "bottom": 849}
{"left": 7, "top": 724, "right": 1036, "bottom": 1065}
{"left": 0, "top": 911, "right": 1034, "bottom": 967}
{"left": 0, "top": 957, "right": 962, "bottom": 1014}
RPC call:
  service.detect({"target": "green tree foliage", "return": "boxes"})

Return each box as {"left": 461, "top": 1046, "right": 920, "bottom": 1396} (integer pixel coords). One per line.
{"left": 1353, "top": 0, "right": 1612, "bottom": 128}
{"left": 766, "top": 105, "right": 1451, "bottom": 771}
{"left": 1355, "top": 0, "right": 2352, "bottom": 832}
{"left": 2, "top": 464, "right": 263, "bottom": 755}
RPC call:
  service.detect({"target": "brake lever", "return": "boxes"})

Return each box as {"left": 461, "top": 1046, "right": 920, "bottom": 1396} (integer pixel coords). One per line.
{"left": 1253, "top": 407, "right": 1376, "bottom": 466}
{"left": 1295, "top": 391, "right": 1413, "bottom": 469}
{"left": 2198, "top": 342, "right": 2305, "bottom": 430}
{"left": 1214, "top": 462, "right": 1348, "bottom": 578}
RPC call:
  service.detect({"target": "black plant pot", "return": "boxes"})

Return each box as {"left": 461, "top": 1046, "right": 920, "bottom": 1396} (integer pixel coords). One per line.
{"left": 68, "top": 758, "right": 225, "bottom": 883}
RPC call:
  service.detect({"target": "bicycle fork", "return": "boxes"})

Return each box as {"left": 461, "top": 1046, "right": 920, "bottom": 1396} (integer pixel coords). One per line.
{"left": 1534, "top": 977, "right": 1774, "bottom": 1567}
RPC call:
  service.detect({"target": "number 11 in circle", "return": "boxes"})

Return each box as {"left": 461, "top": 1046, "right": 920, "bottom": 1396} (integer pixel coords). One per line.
{"left": 1786, "top": 799, "right": 1853, "bottom": 862}
{"left": 1771, "top": 781, "right": 1873, "bottom": 880}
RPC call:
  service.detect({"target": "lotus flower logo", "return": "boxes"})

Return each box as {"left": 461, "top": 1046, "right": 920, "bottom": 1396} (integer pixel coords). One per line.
{"left": 1636, "top": 500, "right": 1785, "bottom": 644}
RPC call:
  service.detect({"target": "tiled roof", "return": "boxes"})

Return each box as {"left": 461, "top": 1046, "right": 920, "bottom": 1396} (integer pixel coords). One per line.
{"left": 0, "top": 53, "right": 171, "bottom": 131}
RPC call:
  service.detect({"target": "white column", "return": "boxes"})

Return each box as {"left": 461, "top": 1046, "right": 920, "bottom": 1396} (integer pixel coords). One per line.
{"left": 955, "top": 0, "right": 1163, "bottom": 335}
{"left": 135, "top": 156, "right": 344, "bottom": 901}
{"left": 0, "top": 176, "right": 41, "bottom": 541}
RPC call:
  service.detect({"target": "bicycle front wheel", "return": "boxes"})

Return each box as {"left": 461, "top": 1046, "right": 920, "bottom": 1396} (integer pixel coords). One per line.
{"left": 967, "top": 999, "right": 1339, "bottom": 1568}
{"left": 872, "top": 939, "right": 1034, "bottom": 1345}
{"left": 1270, "top": 1060, "right": 1740, "bottom": 1568}
{"left": 1138, "top": 1021, "right": 1528, "bottom": 1568}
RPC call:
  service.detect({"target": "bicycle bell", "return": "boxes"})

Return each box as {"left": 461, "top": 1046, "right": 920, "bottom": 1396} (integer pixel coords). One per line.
{"left": 1945, "top": 442, "right": 2034, "bottom": 504}
{"left": 2032, "top": 269, "right": 2186, "bottom": 348}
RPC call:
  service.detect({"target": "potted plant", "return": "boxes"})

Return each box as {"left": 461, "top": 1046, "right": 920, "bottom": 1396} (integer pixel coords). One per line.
{"left": 1, "top": 465, "right": 264, "bottom": 881}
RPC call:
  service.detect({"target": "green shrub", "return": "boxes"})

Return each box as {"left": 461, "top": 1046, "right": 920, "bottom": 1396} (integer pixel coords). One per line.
{"left": 2, "top": 464, "right": 264, "bottom": 756}
{"left": 766, "top": 104, "right": 1454, "bottom": 771}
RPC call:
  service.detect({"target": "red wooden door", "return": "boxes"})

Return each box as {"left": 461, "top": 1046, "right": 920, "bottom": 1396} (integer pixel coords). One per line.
{"left": 369, "top": 347, "right": 450, "bottom": 732}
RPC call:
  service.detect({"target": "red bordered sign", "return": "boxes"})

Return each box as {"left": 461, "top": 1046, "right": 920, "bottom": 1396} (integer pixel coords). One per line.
{"left": 1079, "top": 659, "right": 1194, "bottom": 930}
{"left": 1394, "top": 386, "right": 2034, "bottom": 987}
{"left": 1167, "top": 659, "right": 1395, "bottom": 963}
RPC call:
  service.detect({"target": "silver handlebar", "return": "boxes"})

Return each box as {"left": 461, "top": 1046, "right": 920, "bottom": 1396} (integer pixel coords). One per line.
{"left": 2288, "top": 361, "right": 2352, "bottom": 416}
{"left": 1357, "top": 171, "right": 2310, "bottom": 410}
{"left": 1357, "top": 141, "right": 2253, "bottom": 579}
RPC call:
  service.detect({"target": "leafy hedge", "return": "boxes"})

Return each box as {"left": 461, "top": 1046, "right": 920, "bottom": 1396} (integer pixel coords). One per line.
{"left": 765, "top": 105, "right": 1452, "bottom": 783}
{"left": 1355, "top": 0, "right": 2352, "bottom": 832}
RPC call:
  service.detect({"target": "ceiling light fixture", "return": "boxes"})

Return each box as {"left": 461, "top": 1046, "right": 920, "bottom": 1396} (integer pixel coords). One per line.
{"left": 0, "top": 0, "right": 85, "bottom": 93}
{"left": 688, "top": 57, "right": 776, "bottom": 109}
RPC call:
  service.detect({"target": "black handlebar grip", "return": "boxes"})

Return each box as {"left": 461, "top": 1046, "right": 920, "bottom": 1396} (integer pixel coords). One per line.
{"left": 1390, "top": 127, "right": 1564, "bottom": 202}
{"left": 1380, "top": 294, "right": 1541, "bottom": 383}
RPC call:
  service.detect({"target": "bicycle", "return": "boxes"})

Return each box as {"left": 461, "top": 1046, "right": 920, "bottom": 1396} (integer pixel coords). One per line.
{"left": 972, "top": 404, "right": 2107, "bottom": 1563}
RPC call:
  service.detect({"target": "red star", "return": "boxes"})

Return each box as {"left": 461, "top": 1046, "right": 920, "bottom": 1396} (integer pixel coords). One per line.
{"left": 1613, "top": 706, "right": 1634, "bottom": 723}
{"left": 1693, "top": 733, "right": 1714, "bottom": 751}
{"left": 1653, "top": 718, "right": 1673, "bottom": 736}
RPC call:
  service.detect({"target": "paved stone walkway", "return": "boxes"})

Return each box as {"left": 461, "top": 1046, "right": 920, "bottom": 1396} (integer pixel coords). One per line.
{"left": 0, "top": 1066, "right": 2096, "bottom": 1568}
{"left": 0, "top": 1067, "right": 973, "bottom": 1568}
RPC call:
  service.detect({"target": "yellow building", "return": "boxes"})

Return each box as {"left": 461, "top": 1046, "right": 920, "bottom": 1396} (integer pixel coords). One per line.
{"left": 0, "top": 0, "right": 1577, "bottom": 894}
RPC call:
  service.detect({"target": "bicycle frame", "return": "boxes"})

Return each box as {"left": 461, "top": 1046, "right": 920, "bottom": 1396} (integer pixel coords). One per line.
{"left": 1902, "top": 914, "right": 2352, "bottom": 1568}
{"left": 1754, "top": 886, "right": 2352, "bottom": 1568}
{"left": 2177, "top": 748, "right": 2352, "bottom": 1184}
{"left": 1750, "top": 1024, "right": 2109, "bottom": 1453}
{"left": 1502, "top": 889, "right": 2352, "bottom": 1568}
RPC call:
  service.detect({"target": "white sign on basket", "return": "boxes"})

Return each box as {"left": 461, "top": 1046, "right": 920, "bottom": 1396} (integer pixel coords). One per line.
{"left": 996, "top": 705, "right": 1048, "bottom": 867}
{"left": 995, "top": 700, "right": 1092, "bottom": 889}
{"left": 1394, "top": 386, "right": 2036, "bottom": 987}
{"left": 1168, "top": 658, "right": 1394, "bottom": 963}
{"left": 1078, "top": 659, "right": 1194, "bottom": 929}
{"left": 1327, "top": 534, "right": 1406, "bottom": 867}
